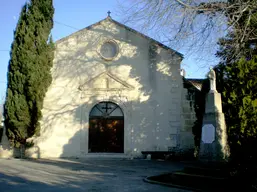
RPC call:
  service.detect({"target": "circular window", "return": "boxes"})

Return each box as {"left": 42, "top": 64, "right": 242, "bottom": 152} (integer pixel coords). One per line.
{"left": 100, "top": 41, "right": 118, "bottom": 60}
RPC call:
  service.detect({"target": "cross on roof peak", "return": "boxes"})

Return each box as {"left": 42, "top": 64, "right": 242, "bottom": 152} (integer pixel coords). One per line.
{"left": 107, "top": 11, "right": 111, "bottom": 17}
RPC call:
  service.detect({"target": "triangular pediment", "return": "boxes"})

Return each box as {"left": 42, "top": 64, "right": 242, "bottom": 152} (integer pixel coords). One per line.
{"left": 79, "top": 71, "right": 134, "bottom": 91}
{"left": 55, "top": 17, "right": 183, "bottom": 58}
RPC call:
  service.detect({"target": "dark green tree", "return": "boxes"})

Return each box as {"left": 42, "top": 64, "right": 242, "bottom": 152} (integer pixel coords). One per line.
{"left": 215, "top": 56, "right": 257, "bottom": 162}
{"left": 4, "top": 0, "right": 54, "bottom": 148}
{"left": 213, "top": 5, "right": 257, "bottom": 182}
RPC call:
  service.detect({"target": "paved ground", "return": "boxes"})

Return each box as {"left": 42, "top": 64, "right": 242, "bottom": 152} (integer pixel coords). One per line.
{"left": 0, "top": 158, "right": 190, "bottom": 192}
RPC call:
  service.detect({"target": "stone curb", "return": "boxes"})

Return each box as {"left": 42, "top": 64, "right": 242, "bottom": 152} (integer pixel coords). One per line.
{"left": 143, "top": 176, "right": 205, "bottom": 192}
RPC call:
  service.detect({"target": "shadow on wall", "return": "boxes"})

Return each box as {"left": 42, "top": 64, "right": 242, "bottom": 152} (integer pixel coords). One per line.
{"left": 58, "top": 95, "right": 157, "bottom": 157}
{"left": 58, "top": 91, "right": 173, "bottom": 157}
{"left": 61, "top": 129, "right": 84, "bottom": 157}
{"left": 33, "top": 20, "right": 182, "bottom": 157}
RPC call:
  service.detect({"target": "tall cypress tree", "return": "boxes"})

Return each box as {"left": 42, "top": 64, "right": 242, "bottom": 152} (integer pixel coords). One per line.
{"left": 4, "top": 0, "right": 54, "bottom": 147}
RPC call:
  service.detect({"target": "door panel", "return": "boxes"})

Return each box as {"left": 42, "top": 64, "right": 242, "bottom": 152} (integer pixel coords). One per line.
{"left": 89, "top": 118, "right": 124, "bottom": 153}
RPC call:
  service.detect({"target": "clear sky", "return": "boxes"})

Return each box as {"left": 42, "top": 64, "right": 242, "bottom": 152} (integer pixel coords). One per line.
{"left": 0, "top": 0, "right": 219, "bottom": 100}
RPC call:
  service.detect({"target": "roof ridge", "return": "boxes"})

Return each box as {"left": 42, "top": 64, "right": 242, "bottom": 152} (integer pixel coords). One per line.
{"left": 55, "top": 17, "right": 183, "bottom": 58}
{"left": 55, "top": 17, "right": 108, "bottom": 44}
{"left": 109, "top": 18, "right": 183, "bottom": 57}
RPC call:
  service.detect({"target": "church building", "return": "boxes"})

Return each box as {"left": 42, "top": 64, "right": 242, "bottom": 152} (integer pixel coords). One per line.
{"left": 27, "top": 15, "right": 200, "bottom": 158}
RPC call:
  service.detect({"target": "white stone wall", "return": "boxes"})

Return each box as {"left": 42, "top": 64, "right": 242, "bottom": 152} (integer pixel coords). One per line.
{"left": 27, "top": 18, "right": 184, "bottom": 158}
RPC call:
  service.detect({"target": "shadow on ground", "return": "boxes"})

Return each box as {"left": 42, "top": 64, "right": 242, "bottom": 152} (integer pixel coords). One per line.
{"left": 0, "top": 173, "right": 81, "bottom": 192}
{"left": 0, "top": 158, "right": 186, "bottom": 192}
{"left": 24, "top": 158, "right": 184, "bottom": 172}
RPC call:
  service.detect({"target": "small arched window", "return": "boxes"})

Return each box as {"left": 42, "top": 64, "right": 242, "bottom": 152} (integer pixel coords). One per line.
{"left": 89, "top": 102, "right": 123, "bottom": 118}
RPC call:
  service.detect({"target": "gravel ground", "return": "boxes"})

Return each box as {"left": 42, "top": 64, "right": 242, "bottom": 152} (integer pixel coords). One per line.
{"left": 0, "top": 158, "right": 191, "bottom": 192}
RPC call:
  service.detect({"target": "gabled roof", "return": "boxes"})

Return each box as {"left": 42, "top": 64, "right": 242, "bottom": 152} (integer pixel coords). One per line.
{"left": 55, "top": 16, "right": 183, "bottom": 58}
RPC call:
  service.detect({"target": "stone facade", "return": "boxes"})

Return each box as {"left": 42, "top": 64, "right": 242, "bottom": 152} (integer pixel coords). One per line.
{"left": 180, "top": 87, "right": 196, "bottom": 150}
{"left": 24, "top": 17, "right": 198, "bottom": 158}
{"left": 179, "top": 78, "right": 203, "bottom": 152}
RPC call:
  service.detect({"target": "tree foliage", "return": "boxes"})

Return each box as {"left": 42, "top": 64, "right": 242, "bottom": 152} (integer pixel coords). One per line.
{"left": 215, "top": 57, "right": 257, "bottom": 162}
{"left": 215, "top": 0, "right": 257, "bottom": 163}
{"left": 4, "top": 0, "right": 54, "bottom": 147}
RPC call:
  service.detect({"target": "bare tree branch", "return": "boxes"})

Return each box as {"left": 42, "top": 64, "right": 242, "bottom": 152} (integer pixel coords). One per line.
{"left": 175, "top": 0, "right": 228, "bottom": 13}
{"left": 118, "top": 0, "right": 257, "bottom": 64}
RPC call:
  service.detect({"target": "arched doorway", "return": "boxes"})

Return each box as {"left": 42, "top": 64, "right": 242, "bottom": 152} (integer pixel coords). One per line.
{"left": 89, "top": 101, "right": 124, "bottom": 153}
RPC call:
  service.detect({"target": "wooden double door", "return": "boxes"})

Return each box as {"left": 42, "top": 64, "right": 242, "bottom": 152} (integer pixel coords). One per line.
{"left": 88, "top": 102, "right": 124, "bottom": 153}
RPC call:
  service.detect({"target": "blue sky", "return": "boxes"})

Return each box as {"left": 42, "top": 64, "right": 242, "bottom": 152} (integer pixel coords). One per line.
{"left": 0, "top": 0, "right": 219, "bottom": 100}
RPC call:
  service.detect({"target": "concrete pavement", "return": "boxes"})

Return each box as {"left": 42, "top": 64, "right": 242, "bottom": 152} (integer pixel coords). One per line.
{"left": 0, "top": 158, "right": 190, "bottom": 192}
